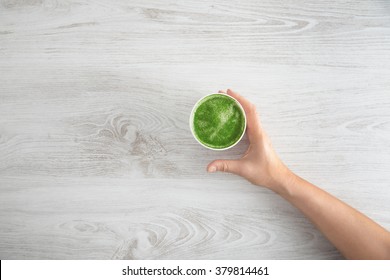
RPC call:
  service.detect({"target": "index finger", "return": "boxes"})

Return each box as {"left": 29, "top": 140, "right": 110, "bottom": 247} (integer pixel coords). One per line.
{"left": 225, "top": 89, "right": 263, "bottom": 141}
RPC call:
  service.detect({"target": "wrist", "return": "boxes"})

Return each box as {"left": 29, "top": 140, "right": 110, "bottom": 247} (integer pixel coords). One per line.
{"left": 267, "top": 164, "right": 298, "bottom": 196}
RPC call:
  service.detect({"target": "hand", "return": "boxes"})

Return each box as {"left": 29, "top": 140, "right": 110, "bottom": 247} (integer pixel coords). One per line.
{"left": 207, "top": 89, "right": 293, "bottom": 191}
{"left": 209, "top": 90, "right": 390, "bottom": 259}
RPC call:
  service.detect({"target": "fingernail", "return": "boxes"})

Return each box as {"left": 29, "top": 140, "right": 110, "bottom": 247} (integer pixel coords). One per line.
{"left": 208, "top": 166, "right": 217, "bottom": 173}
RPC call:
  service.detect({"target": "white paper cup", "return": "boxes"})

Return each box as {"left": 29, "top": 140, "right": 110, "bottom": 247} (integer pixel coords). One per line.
{"left": 189, "top": 93, "right": 247, "bottom": 151}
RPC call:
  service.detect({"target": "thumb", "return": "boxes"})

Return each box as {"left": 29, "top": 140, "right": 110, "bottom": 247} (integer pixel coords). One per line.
{"left": 207, "top": 159, "right": 241, "bottom": 175}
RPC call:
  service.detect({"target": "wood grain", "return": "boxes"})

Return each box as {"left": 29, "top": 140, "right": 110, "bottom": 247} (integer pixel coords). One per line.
{"left": 1, "top": 0, "right": 390, "bottom": 259}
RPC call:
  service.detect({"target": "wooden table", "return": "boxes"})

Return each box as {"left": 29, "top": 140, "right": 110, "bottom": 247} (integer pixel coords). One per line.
{"left": 1, "top": 0, "right": 389, "bottom": 259}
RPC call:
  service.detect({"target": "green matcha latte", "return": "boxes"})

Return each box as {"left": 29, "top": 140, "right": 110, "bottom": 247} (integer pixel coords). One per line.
{"left": 190, "top": 93, "right": 246, "bottom": 150}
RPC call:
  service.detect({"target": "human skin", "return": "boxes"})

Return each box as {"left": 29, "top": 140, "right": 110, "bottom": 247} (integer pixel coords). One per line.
{"left": 207, "top": 89, "right": 390, "bottom": 259}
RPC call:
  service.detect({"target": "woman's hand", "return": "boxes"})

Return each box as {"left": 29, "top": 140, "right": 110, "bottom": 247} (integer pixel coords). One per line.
{"left": 207, "top": 89, "right": 293, "bottom": 192}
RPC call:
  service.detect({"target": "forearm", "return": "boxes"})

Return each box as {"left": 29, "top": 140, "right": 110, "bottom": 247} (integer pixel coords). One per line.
{"left": 271, "top": 171, "right": 390, "bottom": 259}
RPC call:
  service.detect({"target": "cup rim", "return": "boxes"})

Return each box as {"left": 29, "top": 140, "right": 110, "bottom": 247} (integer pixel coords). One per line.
{"left": 189, "top": 93, "right": 247, "bottom": 151}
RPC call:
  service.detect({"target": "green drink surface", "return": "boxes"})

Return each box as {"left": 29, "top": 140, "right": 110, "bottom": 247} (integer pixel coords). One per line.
{"left": 192, "top": 94, "right": 246, "bottom": 149}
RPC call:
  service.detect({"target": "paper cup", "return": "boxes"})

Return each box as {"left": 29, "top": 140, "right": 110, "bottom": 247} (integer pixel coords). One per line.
{"left": 189, "top": 93, "right": 247, "bottom": 151}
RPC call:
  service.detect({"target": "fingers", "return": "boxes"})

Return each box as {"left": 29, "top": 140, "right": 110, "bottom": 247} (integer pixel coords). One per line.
{"left": 224, "top": 89, "right": 263, "bottom": 142}
{"left": 226, "top": 89, "right": 253, "bottom": 116}
{"left": 218, "top": 88, "right": 255, "bottom": 122}
{"left": 207, "top": 159, "right": 242, "bottom": 175}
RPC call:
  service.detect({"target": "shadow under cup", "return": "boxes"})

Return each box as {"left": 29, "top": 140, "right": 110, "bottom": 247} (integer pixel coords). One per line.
{"left": 190, "top": 93, "right": 247, "bottom": 150}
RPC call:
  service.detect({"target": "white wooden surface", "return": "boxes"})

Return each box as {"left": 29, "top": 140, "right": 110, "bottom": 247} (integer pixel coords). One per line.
{"left": 1, "top": 0, "right": 390, "bottom": 259}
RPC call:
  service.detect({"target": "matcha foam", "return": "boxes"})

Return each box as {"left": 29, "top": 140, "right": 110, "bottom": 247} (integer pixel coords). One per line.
{"left": 192, "top": 94, "right": 246, "bottom": 149}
